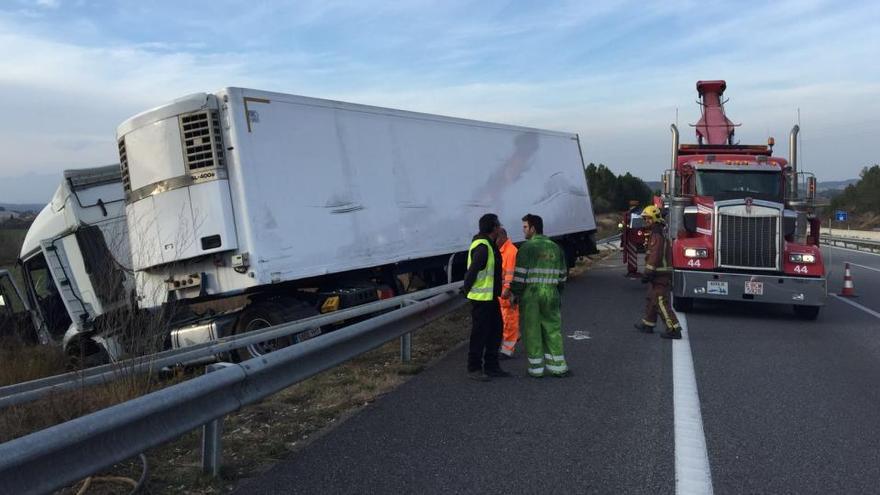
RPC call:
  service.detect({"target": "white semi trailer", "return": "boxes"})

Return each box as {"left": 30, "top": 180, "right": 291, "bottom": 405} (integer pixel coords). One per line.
{"left": 11, "top": 88, "right": 597, "bottom": 364}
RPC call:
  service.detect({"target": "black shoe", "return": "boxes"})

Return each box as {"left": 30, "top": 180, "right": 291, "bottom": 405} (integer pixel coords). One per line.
{"left": 468, "top": 370, "right": 490, "bottom": 381}
{"left": 634, "top": 322, "right": 655, "bottom": 334}
{"left": 551, "top": 370, "right": 573, "bottom": 378}
{"left": 485, "top": 368, "right": 512, "bottom": 378}
{"left": 498, "top": 353, "right": 513, "bottom": 361}
{"left": 660, "top": 330, "right": 682, "bottom": 340}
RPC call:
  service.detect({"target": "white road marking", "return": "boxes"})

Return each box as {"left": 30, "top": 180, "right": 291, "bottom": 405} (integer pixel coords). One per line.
{"left": 849, "top": 263, "right": 880, "bottom": 273}
{"left": 831, "top": 294, "right": 880, "bottom": 319}
{"left": 671, "top": 311, "right": 714, "bottom": 495}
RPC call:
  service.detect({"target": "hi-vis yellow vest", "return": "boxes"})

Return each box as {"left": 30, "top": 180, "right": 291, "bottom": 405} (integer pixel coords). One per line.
{"left": 466, "top": 239, "right": 496, "bottom": 301}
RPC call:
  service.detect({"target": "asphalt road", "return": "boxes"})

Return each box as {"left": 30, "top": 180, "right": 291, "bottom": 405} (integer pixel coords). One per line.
{"left": 237, "top": 246, "right": 880, "bottom": 494}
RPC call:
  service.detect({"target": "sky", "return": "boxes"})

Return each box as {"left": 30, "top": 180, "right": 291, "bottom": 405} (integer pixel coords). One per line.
{"left": 0, "top": 0, "right": 878, "bottom": 202}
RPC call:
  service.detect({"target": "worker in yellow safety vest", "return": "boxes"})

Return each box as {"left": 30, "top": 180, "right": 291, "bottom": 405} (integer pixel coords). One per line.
{"left": 460, "top": 213, "right": 512, "bottom": 381}
{"left": 496, "top": 228, "right": 520, "bottom": 358}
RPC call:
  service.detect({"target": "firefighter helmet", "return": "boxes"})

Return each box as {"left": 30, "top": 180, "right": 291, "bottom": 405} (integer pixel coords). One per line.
{"left": 640, "top": 205, "right": 664, "bottom": 223}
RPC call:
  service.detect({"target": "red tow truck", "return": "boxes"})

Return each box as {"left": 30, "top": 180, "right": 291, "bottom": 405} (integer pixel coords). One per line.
{"left": 662, "top": 80, "right": 826, "bottom": 319}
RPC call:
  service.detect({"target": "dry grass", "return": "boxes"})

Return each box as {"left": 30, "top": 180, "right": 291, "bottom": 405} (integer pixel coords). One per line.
{"left": 0, "top": 338, "right": 67, "bottom": 388}
{"left": 0, "top": 363, "right": 186, "bottom": 445}
{"left": 0, "top": 337, "right": 189, "bottom": 444}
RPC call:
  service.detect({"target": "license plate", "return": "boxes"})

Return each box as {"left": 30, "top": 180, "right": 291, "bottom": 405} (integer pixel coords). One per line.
{"left": 707, "top": 281, "right": 728, "bottom": 295}
{"left": 294, "top": 327, "right": 322, "bottom": 343}
{"left": 744, "top": 281, "right": 764, "bottom": 295}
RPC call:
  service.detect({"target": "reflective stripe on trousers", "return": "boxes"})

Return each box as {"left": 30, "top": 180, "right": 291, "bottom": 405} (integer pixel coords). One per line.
{"left": 521, "top": 285, "right": 568, "bottom": 376}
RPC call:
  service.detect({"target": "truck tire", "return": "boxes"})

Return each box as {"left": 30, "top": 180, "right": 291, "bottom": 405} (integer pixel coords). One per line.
{"left": 672, "top": 296, "right": 694, "bottom": 313}
{"left": 793, "top": 305, "right": 820, "bottom": 320}
{"left": 233, "top": 298, "right": 320, "bottom": 362}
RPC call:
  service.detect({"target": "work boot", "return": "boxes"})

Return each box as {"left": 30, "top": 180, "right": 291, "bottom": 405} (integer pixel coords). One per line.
{"left": 485, "top": 368, "right": 512, "bottom": 378}
{"left": 551, "top": 370, "right": 573, "bottom": 378}
{"left": 634, "top": 322, "right": 655, "bottom": 334}
{"left": 468, "top": 370, "right": 490, "bottom": 381}
{"left": 661, "top": 329, "right": 682, "bottom": 340}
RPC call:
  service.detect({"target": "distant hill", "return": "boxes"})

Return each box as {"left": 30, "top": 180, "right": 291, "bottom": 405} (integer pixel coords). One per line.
{"left": 0, "top": 203, "right": 44, "bottom": 213}
{"left": 817, "top": 179, "right": 858, "bottom": 192}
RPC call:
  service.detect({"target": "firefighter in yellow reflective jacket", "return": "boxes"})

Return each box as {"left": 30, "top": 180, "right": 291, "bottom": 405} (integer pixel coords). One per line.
{"left": 633, "top": 205, "right": 682, "bottom": 339}
{"left": 511, "top": 214, "right": 570, "bottom": 378}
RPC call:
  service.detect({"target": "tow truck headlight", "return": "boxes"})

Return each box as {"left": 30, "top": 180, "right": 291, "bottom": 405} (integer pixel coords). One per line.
{"left": 684, "top": 248, "right": 708, "bottom": 258}
{"left": 789, "top": 253, "right": 816, "bottom": 264}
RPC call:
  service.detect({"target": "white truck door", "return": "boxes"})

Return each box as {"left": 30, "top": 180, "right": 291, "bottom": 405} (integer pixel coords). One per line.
{"left": 39, "top": 238, "right": 91, "bottom": 331}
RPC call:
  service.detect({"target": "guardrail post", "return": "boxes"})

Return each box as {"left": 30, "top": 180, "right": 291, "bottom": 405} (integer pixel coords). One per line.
{"left": 400, "top": 333, "right": 412, "bottom": 362}
{"left": 399, "top": 298, "right": 418, "bottom": 362}
{"left": 202, "top": 362, "right": 234, "bottom": 477}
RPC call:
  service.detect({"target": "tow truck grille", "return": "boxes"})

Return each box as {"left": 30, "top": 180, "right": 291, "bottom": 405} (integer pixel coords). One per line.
{"left": 718, "top": 209, "right": 779, "bottom": 270}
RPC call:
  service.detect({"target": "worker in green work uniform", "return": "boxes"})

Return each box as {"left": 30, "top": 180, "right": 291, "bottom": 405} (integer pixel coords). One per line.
{"left": 511, "top": 213, "right": 571, "bottom": 378}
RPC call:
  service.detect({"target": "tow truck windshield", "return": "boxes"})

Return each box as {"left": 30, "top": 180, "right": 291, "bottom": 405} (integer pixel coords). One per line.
{"left": 696, "top": 170, "right": 782, "bottom": 201}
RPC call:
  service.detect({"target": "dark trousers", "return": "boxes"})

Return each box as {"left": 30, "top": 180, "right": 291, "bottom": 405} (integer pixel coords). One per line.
{"left": 468, "top": 299, "right": 503, "bottom": 372}
{"left": 643, "top": 275, "right": 681, "bottom": 331}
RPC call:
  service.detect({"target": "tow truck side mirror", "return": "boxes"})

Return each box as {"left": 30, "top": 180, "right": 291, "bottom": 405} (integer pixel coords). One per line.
{"left": 807, "top": 176, "right": 816, "bottom": 202}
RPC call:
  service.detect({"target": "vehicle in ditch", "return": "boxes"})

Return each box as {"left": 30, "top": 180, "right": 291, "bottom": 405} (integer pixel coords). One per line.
{"left": 9, "top": 88, "right": 599, "bottom": 365}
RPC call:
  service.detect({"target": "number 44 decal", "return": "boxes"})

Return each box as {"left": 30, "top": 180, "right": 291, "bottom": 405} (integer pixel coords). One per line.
{"left": 687, "top": 259, "right": 702, "bottom": 267}
{"left": 793, "top": 265, "right": 809, "bottom": 274}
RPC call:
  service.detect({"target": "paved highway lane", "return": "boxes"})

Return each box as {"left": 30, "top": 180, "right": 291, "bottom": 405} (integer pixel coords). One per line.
{"left": 688, "top": 246, "right": 880, "bottom": 494}
{"left": 824, "top": 245, "right": 880, "bottom": 316}
{"left": 237, "top": 257, "right": 677, "bottom": 494}
{"left": 236, "top": 247, "right": 880, "bottom": 494}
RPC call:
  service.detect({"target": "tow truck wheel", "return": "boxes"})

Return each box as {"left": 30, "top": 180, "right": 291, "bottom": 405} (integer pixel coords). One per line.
{"left": 233, "top": 298, "right": 320, "bottom": 362}
{"left": 672, "top": 296, "right": 693, "bottom": 312}
{"left": 793, "top": 305, "right": 821, "bottom": 320}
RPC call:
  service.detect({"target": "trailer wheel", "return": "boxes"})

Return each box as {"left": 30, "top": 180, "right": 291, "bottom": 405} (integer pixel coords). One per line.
{"left": 793, "top": 305, "right": 820, "bottom": 320}
{"left": 233, "top": 298, "right": 320, "bottom": 361}
{"left": 672, "top": 296, "right": 693, "bottom": 313}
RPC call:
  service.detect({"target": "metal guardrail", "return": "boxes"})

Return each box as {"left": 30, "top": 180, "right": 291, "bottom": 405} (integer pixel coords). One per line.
{"left": 820, "top": 235, "right": 880, "bottom": 254}
{"left": 0, "top": 282, "right": 461, "bottom": 409}
{"left": 0, "top": 287, "right": 465, "bottom": 494}
{"left": 595, "top": 233, "right": 621, "bottom": 247}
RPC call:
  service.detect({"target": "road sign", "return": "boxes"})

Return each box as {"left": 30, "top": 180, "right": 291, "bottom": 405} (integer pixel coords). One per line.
{"left": 835, "top": 210, "right": 848, "bottom": 222}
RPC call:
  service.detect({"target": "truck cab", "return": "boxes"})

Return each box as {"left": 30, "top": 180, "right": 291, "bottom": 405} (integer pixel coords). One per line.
{"left": 18, "top": 165, "right": 131, "bottom": 364}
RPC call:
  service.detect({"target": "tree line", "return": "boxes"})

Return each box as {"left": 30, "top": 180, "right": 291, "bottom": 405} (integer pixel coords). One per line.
{"left": 584, "top": 163, "right": 655, "bottom": 213}
{"left": 828, "top": 165, "right": 880, "bottom": 218}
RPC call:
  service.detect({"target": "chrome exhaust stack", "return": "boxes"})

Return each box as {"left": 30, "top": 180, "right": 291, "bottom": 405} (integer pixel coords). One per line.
{"left": 789, "top": 125, "right": 799, "bottom": 199}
